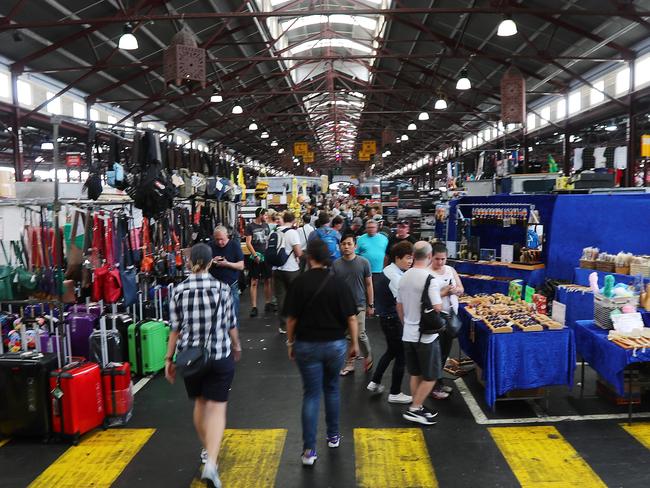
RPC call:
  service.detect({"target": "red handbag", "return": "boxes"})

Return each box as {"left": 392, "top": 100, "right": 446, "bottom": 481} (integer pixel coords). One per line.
{"left": 140, "top": 218, "right": 154, "bottom": 273}
{"left": 103, "top": 215, "right": 122, "bottom": 304}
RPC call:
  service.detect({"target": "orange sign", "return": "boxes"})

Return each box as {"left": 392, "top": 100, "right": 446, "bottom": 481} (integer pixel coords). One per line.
{"left": 303, "top": 151, "right": 314, "bottom": 163}
{"left": 361, "top": 140, "right": 377, "bottom": 154}
{"left": 294, "top": 142, "right": 309, "bottom": 156}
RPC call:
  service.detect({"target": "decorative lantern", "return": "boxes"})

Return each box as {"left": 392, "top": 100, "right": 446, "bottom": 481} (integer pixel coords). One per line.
{"left": 500, "top": 66, "right": 525, "bottom": 124}
{"left": 163, "top": 27, "right": 206, "bottom": 88}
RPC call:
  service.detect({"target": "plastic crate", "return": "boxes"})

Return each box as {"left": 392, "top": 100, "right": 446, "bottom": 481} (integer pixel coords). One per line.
{"left": 593, "top": 294, "right": 639, "bottom": 330}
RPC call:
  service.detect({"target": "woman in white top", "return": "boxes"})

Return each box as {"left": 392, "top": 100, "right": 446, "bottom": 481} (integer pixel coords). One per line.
{"left": 429, "top": 242, "right": 464, "bottom": 399}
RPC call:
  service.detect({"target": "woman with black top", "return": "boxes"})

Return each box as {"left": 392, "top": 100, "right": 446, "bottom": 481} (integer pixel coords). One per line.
{"left": 284, "top": 239, "right": 359, "bottom": 467}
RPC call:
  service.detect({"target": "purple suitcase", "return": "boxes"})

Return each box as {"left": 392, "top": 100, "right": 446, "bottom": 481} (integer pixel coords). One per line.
{"left": 66, "top": 303, "right": 102, "bottom": 320}
{"left": 66, "top": 312, "right": 97, "bottom": 359}
{"left": 39, "top": 329, "right": 62, "bottom": 355}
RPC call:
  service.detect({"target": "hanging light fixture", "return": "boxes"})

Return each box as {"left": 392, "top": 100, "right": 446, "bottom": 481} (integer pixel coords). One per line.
{"left": 248, "top": 121, "right": 258, "bottom": 131}
{"left": 260, "top": 131, "right": 269, "bottom": 139}
{"left": 278, "top": 148, "right": 285, "bottom": 154}
{"left": 118, "top": 24, "right": 138, "bottom": 50}
{"left": 401, "top": 134, "right": 409, "bottom": 141}
{"left": 408, "top": 123, "right": 417, "bottom": 131}
{"left": 434, "top": 92, "right": 448, "bottom": 110}
{"left": 40, "top": 140, "right": 54, "bottom": 150}
{"left": 231, "top": 102, "right": 243, "bottom": 114}
{"left": 210, "top": 92, "right": 223, "bottom": 103}
{"left": 418, "top": 112, "right": 430, "bottom": 121}
{"left": 497, "top": 15, "right": 518, "bottom": 37}
{"left": 456, "top": 69, "right": 471, "bottom": 90}
{"left": 270, "top": 140, "right": 278, "bottom": 147}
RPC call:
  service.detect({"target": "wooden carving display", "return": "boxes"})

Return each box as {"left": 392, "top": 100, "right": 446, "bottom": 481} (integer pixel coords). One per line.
{"left": 501, "top": 67, "right": 525, "bottom": 124}
{"left": 164, "top": 27, "right": 206, "bottom": 88}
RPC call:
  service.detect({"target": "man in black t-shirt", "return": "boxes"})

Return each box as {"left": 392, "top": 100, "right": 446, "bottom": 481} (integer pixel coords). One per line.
{"left": 245, "top": 208, "right": 272, "bottom": 317}
{"left": 385, "top": 220, "right": 417, "bottom": 265}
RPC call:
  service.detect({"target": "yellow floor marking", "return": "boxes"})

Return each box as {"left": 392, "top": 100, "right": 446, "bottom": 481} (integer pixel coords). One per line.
{"left": 621, "top": 422, "right": 650, "bottom": 450}
{"left": 191, "top": 429, "right": 287, "bottom": 488}
{"left": 0, "top": 439, "right": 8, "bottom": 448}
{"left": 28, "top": 428, "right": 155, "bottom": 488}
{"left": 354, "top": 428, "right": 437, "bottom": 488}
{"left": 489, "top": 426, "right": 606, "bottom": 487}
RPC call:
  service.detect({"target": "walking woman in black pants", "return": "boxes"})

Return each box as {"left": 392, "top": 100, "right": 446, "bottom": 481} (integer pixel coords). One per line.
{"left": 366, "top": 241, "right": 414, "bottom": 403}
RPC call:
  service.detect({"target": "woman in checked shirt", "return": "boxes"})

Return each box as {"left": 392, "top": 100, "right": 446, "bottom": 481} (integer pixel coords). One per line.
{"left": 165, "top": 243, "right": 242, "bottom": 488}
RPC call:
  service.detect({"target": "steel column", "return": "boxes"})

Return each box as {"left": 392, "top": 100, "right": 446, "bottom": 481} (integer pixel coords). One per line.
{"left": 625, "top": 59, "right": 636, "bottom": 187}
{"left": 11, "top": 72, "right": 23, "bottom": 181}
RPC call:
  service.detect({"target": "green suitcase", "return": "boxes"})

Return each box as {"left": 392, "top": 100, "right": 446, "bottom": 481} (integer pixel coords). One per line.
{"left": 127, "top": 320, "right": 169, "bottom": 376}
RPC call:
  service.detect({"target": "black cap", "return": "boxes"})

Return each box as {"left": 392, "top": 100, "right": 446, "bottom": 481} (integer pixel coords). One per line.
{"left": 255, "top": 207, "right": 267, "bottom": 218}
{"left": 397, "top": 219, "right": 410, "bottom": 226}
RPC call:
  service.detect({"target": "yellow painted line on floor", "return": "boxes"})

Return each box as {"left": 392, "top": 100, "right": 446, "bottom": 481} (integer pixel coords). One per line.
{"left": 191, "top": 429, "right": 287, "bottom": 488}
{"left": 489, "top": 426, "right": 606, "bottom": 487}
{"left": 621, "top": 422, "right": 650, "bottom": 450}
{"left": 354, "top": 428, "right": 437, "bottom": 488}
{"left": 0, "top": 439, "right": 8, "bottom": 448}
{"left": 28, "top": 428, "right": 155, "bottom": 488}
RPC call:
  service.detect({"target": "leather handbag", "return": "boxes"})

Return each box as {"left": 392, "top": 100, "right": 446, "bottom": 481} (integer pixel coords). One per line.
{"left": 102, "top": 216, "right": 122, "bottom": 304}
{"left": 65, "top": 209, "right": 85, "bottom": 281}
{"left": 11, "top": 240, "right": 37, "bottom": 296}
{"left": 140, "top": 218, "right": 154, "bottom": 273}
{"left": 118, "top": 215, "right": 137, "bottom": 307}
{"left": 176, "top": 292, "right": 220, "bottom": 379}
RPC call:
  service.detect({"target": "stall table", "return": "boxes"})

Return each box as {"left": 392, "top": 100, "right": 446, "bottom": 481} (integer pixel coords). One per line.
{"left": 573, "top": 267, "right": 650, "bottom": 288}
{"left": 450, "top": 260, "right": 546, "bottom": 288}
{"left": 458, "top": 275, "right": 512, "bottom": 296}
{"left": 458, "top": 306, "right": 576, "bottom": 408}
{"left": 573, "top": 320, "right": 650, "bottom": 418}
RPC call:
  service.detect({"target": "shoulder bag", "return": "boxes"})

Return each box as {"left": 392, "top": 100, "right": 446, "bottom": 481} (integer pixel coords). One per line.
{"left": 419, "top": 275, "right": 447, "bottom": 336}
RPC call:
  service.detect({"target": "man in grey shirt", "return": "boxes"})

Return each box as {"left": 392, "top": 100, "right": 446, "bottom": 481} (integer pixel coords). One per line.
{"left": 332, "top": 234, "right": 374, "bottom": 376}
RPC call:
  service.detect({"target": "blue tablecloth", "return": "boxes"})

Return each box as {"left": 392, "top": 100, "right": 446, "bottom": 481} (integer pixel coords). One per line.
{"left": 460, "top": 276, "right": 511, "bottom": 296}
{"left": 450, "top": 260, "right": 546, "bottom": 288}
{"left": 573, "top": 267, "right": 650, "bottom": 287}
{"left": 574, "top": 320, "right": 650, "bottom": 395}
{"left": 458, "top": 306, "right": 576, "bottom": 407}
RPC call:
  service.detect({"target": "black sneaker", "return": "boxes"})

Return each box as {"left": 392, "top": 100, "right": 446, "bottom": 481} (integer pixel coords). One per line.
{"left": 421, "top": 406, "right": 439, "bottom": 419}
{"left": 250, "top": 307, "right": 258, "bottom": 317}
{"left": 402, "top": 408, "right": 436, "bottom": 425}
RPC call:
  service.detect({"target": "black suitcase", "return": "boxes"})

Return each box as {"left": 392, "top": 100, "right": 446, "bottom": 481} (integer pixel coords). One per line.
{"left": 0, "top": 351, "right": 58, "bottom": 438}
{"left": 92, "top": 314, "right": 133, "bottom": 364}
{"left": 88, "top": 329, "right": 124, "bottom": 365}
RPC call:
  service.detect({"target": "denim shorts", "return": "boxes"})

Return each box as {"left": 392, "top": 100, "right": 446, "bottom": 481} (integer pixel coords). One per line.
{"left": 183, "top": 355, "right": 235, "bottom": 402}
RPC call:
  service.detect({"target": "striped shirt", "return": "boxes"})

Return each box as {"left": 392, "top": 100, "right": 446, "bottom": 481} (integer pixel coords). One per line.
{"left": 170, "top": 273, "right": 236, "bottom": 360}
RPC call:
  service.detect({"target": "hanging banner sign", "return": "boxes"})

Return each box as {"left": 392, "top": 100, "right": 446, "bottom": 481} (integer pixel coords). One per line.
{"left": 65, "top": 153, "right": 82, "bottom": 167}
{"left": 359, "top": 151, "right": 371, "bottom": 161}
{"left": 294, "top": 142, "right": 309, "bottom": 156}
{"left": 361, "top": 140, "right": 377, "bottom": 154}
{"left": 303, "top": 152, "right": 314, "bottom": 163}
{"left": 641, "top": 134, "right": 650, "bottom": 157}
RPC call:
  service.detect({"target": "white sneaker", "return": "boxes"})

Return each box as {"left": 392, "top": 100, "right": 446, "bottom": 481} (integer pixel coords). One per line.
{"left": 366, "top": 381, "right": 385, "bottom": 393}
{"left": 201, "top": 460, "right": 222, "bottom": 488}
{"left": 301, "top": 449, "right": 317, "bottom": 466}
{"left": 388, "top": 392, "right": 413, "bottom": 404}
{"left": 200, "top": 448, "right": 208, "bottom": 464}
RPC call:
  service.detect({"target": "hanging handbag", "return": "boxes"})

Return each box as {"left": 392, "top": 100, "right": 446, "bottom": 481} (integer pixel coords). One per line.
{"left": 11, "top": 240, "right": 37, "bottom": 296}
{"left": 102, "top": 215, "right": 122, "bottom": 304}
{"left": 419, "top": 275, "right": 447, "bottom": 336}
{"left": 64, "top": 209, "right": 85, "bottom": 281}
{"left": 118, "top": 215, "right": 138, "bottom": 307}
{"left": 140, "top": 218, "right": 154, "bottom": 273}
{"left": 0, "top": 242, "right": 15, "bottom": 300}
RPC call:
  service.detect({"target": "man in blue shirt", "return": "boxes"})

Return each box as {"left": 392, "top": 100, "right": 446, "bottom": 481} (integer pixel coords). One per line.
{"left": 356, "top": 220, "right": 389, "bottom": 274}
{"left": 210, "top": 225, "right": 244, "bottom": 328}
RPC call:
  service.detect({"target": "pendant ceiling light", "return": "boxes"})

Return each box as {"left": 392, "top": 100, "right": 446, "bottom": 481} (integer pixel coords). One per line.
{"left": 248, "top": 121, "right": 258, "bottom": 131}
{"left": 408, "top": 123, "right": 417, "bottom": 131}
{"left": 418, "top": 112, "right": 429, "bottom": 121}
{"left": 401, "top": 134, "right": 409, "bottom": 141}
{"left": 456, "top": 69, "right": 471, "bottom": 90}
{"left": 41, "top": 140, "right": 54, "bottom": 150}
{"left": 231, "top": 103, "right": 243, "bottom": 114}
{"left": 270, "top": 140, "right": 278, "bottom": 147}
{"left": 434, "top": 92, "right": 448, "bottom": 110}
{"left": 278, "top": 148, "right": 285, "bottom": 154}
{"left": 118, "top": 24, "right": 138, "bottom": 50}
{"left": 210, "top": 92, "right": 223, "bottom": 103}
{"left": 261, "top": 131, "right": 269, "bottom": 139}
{"left": 497, "top": 15, "right": 518, "bottom": 37}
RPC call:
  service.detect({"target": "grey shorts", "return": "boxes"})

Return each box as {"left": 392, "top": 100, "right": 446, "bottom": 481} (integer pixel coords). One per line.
{"left": 403, "top": 339, "right": 442, "bottom": 381}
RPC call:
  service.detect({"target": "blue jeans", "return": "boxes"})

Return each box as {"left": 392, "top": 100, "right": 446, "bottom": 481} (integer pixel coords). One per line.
{"left": 294, "top": 339, "right": 347, "bottom": 451}
{"left": 230, "top": 282, "right": 240, "bottom": 328}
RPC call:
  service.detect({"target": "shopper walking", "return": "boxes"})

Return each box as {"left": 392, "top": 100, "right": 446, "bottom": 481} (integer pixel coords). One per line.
{"left": 332, "top": 234, "right": 374, "bottom": 375}
{"left": 273, "top": 212, "right": 302, "bottom": 334}
{"left": 245, "top": 207, "right": 273, "bottom": 317}
{"left": 309, "top": 212, "right": 342, "bottom": 259}
{"left": 367, "top": 240, "right": 414, "bottom": 404}
{"left": 357, "top": 219, "right": 389, "bottom": 298}
{"left": 165, "top": 243, "right": 242, "bottom": 488}
{"left": 386, "top": 220, "right": 417, "bottom": 258}
{"left": 396, "top": 241, "right": 442, "bottom": 426}
{"left": 284, "top": 239, "right": 359, "bottom": 466}
{"left": 210, "top": 226, "right": 244, "bottom": 328}
{"left": 429, "top": 241, "right": 464, "bottom": 399}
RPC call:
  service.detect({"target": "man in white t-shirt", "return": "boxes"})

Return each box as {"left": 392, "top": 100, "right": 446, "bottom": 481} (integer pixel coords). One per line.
{"left": 396, "top": 241, "right": 442, "bottom": 426}
{"left": 273, "top": 211, "right": 302, "bottom": 334}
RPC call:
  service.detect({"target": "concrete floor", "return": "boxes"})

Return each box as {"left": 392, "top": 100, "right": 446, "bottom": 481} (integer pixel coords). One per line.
{"left": 1, "top": 297, "right": 650, "bottom": 487}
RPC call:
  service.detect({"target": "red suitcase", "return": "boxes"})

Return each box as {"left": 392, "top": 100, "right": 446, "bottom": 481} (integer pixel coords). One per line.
{"left": 50, "top": 360, "right": 104, "bottom": 443}
{"left": 102, "top": 362, "right": 133, "bottom": 426}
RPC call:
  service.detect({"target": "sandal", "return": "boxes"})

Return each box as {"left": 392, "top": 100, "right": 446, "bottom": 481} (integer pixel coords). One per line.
{"left": 340, "top": 367, "right": 355, "bottom": 376}
{"left": 364, "top": 358, "right": 374, "bottom": 373}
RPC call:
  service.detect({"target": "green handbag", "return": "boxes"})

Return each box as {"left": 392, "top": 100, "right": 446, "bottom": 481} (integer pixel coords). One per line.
{"left": 0, "top": 241, "right": 15, "bottom": 301}
{"left": 11, "top": 240, "right": 37, "bottom": 295}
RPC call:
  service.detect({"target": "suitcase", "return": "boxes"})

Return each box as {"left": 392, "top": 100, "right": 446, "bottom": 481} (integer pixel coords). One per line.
{"left": 101, "top": 313, "right": 133, "bottom": 363}
{"left": 88, "top": 329, "right": 124, "bottom": 365}
{"left": 66, "top": 302, "right": 102, "bottom": 320}
{"left": 128, "top": 288, "right": 169, "bottom": 375}
{"left": 65, "top": 312, "right": 97, "bottom": 359}
{"left": 0, "top": 351, "right": 58, "bottom": 438}
{"left": 49, "top": 360, "right": 104, "bottom": 442}
{"left": 102, "top": 363, "right": 133, "bottom": 426}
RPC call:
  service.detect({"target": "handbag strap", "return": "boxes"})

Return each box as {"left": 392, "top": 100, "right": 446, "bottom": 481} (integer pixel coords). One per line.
{"left": 11, "top": 241, "right": 25, "bottom": 268}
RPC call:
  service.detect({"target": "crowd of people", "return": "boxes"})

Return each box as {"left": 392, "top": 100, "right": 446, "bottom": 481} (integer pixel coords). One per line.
{"left": 165, "top": 198, "right": 464, "bottom": 485}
